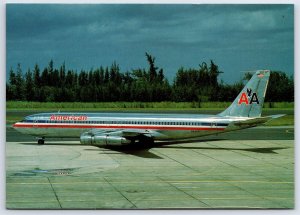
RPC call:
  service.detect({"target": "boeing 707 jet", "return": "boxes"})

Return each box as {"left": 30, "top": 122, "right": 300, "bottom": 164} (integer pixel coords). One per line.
{"left": 13, "top": 70, "right": 283, "bottom": 146}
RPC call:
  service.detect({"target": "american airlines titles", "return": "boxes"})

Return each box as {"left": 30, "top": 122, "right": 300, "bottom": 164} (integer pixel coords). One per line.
{"left": 50, "top": 115, "right": 87, "bottom": 121}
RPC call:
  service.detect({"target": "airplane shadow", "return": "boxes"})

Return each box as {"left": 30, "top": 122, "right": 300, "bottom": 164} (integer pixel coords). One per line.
{"left": 18, "top": 137, "right": 289, "bottom": 159}
{"left": 152, "top": 139, "right": 288, "bottom": 155}
{"left": 156, "top": 145, "right": 289, "bottom": 154}
{"left": 85, "top": 138, "right": 289, "bottom": 158}
{"left": 84, "top": 139, "right": 225, "bottom": 159}
{"left": 84, "top": 144, "right": 163, "bottom": 159}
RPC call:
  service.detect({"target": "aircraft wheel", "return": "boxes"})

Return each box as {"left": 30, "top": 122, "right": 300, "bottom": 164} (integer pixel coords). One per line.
{"left": 38, "top": 139, "right": 45, "bottom": 145}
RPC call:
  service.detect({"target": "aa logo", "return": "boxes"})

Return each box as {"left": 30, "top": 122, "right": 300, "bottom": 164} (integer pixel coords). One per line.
{"left": 238, "top": 88, "right": 259, "bottom": 105}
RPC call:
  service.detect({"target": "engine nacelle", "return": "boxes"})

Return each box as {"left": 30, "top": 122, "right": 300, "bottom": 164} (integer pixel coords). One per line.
{"left": 80, "top": 132, "right": 131, "bottom": 146}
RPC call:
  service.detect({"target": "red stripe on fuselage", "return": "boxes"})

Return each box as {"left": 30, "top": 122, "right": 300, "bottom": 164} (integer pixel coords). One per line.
{"left": 13, "top": 123, "right": 225, "bottom": 131}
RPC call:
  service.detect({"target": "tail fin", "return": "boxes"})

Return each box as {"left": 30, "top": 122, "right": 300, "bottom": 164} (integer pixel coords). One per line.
{"left": 219, "top": 70, "right": 270, "bottom": 118}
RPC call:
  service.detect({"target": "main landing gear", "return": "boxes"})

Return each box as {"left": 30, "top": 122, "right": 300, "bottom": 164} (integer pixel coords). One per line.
{"left": 37, "top": 138, "right": 45, "bottom": 145}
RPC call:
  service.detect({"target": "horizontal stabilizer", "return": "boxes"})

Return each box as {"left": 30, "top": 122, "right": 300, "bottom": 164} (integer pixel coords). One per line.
{"left": 232, "top": 114, "right": 285, "bottom": 127}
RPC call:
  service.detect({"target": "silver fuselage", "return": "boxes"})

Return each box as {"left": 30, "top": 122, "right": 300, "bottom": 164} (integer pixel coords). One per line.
{"left": 13, "top": 112, "right": 250, "bottom": 140}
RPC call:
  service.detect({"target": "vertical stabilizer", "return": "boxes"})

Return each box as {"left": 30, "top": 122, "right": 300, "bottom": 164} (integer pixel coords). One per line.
{"left": 219, "top": 70, "right": 270, "bottom": 118}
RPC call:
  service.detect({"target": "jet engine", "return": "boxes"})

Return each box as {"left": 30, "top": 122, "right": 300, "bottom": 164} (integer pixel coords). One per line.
{"left": 80, "top": 132, "right": 131, "bottom": 146}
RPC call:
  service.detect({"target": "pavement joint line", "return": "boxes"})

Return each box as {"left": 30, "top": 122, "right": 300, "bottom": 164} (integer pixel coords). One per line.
{"left": 240, "top": 141, "right": 293, "bottom": 170}
{"left": 6, "top": 196, "right": 293, "bottom": 203}
{"left": 227, "top": 182, "right": 290, "bottom": 208}
{"left": 207, "top": 141, "right": 292, "bottom": 170}
{"left": 99, "top": 147, "right": 122, "bottom": 166}
{"left": 103, "top": 177, "right": 137, "bottom": 209}
{"left": 255, "top": 140, "right": 291, "bottom": 147}
{"left": 190, "top": 147, "right": 250, "bottom": 173}
{"left": 6, "top": 180, "right": 294, "bottom": 185}
{"left": 190, "top": 143, "right": 282, "bottom": 182}
{"left": 158, "top": 176, "right": 211, "bottom": 207}
{"left": 47, "top": 177, "right": 62, "bottom": 209}
{"left": 193, "top": 197, "right": 293, "bottom": 200}
{"left": 6, "top": 136, "right": 294, "bottom": 209}
{"left": 69, "top": 147, "right": 82, "bottom": 160}
{"left": 203, "top": 162, "right": 281, "bottom": 208}
{"left": 7, "top": 200, "right": 62, "bottom": 203}
{"left": 152, "top": 148, "right": 200, "bottom": 173}
{"left": 202, "top": 141, "right": 293, "bottom": 207}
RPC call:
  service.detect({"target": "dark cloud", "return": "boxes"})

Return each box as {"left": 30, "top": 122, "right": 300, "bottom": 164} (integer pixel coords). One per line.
{"left": 6, "top": 4, "right": 294, "bottom": 83}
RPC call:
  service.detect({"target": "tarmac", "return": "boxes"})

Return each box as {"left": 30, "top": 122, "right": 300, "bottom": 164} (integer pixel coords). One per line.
{"left": 6, "top": 126, "right": 294, "bottom": 209}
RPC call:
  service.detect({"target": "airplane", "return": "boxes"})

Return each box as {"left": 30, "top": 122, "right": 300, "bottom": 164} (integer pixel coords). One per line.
{"left": 12, "top": 70, "right": 284, "bottom": 146}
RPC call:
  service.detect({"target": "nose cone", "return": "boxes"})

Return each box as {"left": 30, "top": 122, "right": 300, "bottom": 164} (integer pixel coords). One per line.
{"left": 12, "top": 122, "right": 20, "bottom": 131}
{"left": 11, "top": 122, "right": 26, "bottom": 135}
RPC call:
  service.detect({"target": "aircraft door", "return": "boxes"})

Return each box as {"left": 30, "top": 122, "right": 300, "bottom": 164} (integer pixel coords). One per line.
{"left": 33, "top": 117, "right": 38, "bottom": 128}
{"left": 211, "top": 121, "right": 216, "bottom": 128}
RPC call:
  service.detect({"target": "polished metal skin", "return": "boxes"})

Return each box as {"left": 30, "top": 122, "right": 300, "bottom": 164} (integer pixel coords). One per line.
{"left": 13, "top": 70, "right": 280, "bottom": 146}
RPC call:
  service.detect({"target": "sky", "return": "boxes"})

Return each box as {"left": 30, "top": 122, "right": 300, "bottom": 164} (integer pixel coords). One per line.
{"left": 6, "top": 4, "right": 294, "bottom": 83}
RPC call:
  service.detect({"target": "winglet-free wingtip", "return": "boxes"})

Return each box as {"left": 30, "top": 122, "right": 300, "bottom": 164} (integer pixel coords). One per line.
{"left": 267, "top": 114, "right": 286, "bottom": 119}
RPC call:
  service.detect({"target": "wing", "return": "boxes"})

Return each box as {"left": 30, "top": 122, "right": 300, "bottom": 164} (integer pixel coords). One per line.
{"left": 85, "top": 128, "right": 167, "bottom": 140}
{"left": 80, "top": 128, "right": 168, "bottom": 146}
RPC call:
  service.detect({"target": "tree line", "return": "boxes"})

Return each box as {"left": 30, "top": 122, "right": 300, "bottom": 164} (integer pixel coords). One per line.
{"left": 6, "top": 53, "right": 294, "bottom": 103}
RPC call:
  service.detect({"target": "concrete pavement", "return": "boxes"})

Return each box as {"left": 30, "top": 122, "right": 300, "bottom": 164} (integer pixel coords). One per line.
{"left": 6, "top": 138, "right": 294, "bottom": 209}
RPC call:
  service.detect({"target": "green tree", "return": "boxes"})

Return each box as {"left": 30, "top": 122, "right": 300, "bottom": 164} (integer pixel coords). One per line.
{"left": 104, "top": 67, "right": 109, "bottom": 83}
{"left": 15, "top": 63, "right": 25, "bottom": 100}
{"left": 145, "top": 52, "right": 157, "bottom": 82}
{"left": 48, "top": 59, "right": 54, "bottom": 86}
{"left": 9, "top": 67, "right": 16, "bottom": 85}
{"left": 41, "top": 68, "right": 49, "bottom": 86}
{"left": 7, "top": 68, "right": 17, "bottom": 100}
{"left": 59, "top": 62, "right": 66, "bottom": 87}
{"left": 25, "top": 69, "right": 34, "bottom": 101}
{"left": 33, "top": 64, "right": 41, "bottom": 88}
{"left": 266, "top": 71, "right": 294, "bottom": 102}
